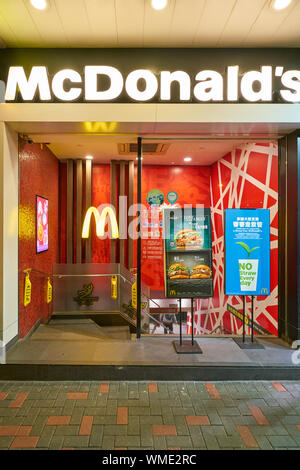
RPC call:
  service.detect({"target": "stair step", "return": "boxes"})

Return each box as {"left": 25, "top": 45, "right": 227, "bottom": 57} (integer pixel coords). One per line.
{"left": 101, "top": 326, "right": 131, "bottom": 340}
{"left": 31, "top": 319, "right": 131, "bottom": 342}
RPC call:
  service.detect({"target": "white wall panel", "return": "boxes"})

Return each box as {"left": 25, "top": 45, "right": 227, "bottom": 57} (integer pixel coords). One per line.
{"left": 115, "top": 0, "right": 144, "bottom": 46}
{"left": 169, "top": 0, "right": 206, "bottom": 46}
{"left": 193, "top": 0, "right": 236, "bottom": 46}
{"left": 243, "top": 0, "right": 297, "bottom": 46}
{"left": 85, "top": 0, "right": 118, "bottom": 46}
{"left": 218, "top": 0, "right": 266, "bottom": 46}
{"left": 0, "top": 123, "right": 18, "bottom": 345}
{"left": 0, "top": 0, "right": 42, "bottom": 46}
{"left": 53, "top": 0, "right": 92, "bottom": 46}
{"left": 0, "top": 0, "right": 298, "bottom": 48}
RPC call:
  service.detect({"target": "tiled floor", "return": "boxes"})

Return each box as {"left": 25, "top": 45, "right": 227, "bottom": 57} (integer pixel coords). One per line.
{"left": 6, "top": 319, "right": 293, "bottom": 366}
{"left": 0, "top": 381, "right": 300, "bottom": 450}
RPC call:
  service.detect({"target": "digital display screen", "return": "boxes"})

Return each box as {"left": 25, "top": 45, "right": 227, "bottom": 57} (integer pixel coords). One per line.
{"left": 225, "top": 208, "right": 270, "bottom": 295}
{"left": 163, "top": 207, "right": 214, "bottom": 299}
{"left": 36, "top": 195, "right": 48, "bottom": 253}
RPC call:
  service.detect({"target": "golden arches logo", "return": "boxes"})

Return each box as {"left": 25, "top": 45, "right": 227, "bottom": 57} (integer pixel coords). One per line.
{"left": 82, "top": 206, "right": 119, "bottom": 239}
{"left": 261, "top": 288, "right": 268, "bottom": 294}
{"left": 84, "top": 122, "right": 117, "bottom": 133}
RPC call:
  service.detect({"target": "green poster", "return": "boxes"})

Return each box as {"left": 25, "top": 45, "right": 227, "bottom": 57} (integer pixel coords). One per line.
{"left": 163, "top": 207, "right": 214, "bottom": 299}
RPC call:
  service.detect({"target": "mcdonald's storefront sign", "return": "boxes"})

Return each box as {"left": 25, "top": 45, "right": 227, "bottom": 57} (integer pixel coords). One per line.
{"left": 82, "top": 206, "right": 119, "bottom": 239}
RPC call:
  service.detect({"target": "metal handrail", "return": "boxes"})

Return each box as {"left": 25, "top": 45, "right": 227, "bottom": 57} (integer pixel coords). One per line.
{"left": 27, "top": 268, "right": 174, "bottom": 334}
{"left": 118, "top": 276, "right": 174, "bottom": 333}
{"left": 53, "top": 273, "right": 127, "bottom": 281}
{"left": 23, "top": 268, "right": 228, "bottom": 337}
{"left": 118, "top": 275, "right": 175, "bottom": 333}
{"left": 23, "top": 268, "right": 52, "bottom": 278}
{"left": 52, "top": 272, "right": 158, "bottom": 305}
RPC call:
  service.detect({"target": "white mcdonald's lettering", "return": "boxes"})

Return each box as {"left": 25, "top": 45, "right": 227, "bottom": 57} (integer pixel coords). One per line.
{"left": 4, "top": 65, "right": 300, "bottom": 103}
{"left": 82, "top": 206, "right": 119, "bottom": 239}
{"left": 5, "top": 66, "right": 51, "bottom": 101}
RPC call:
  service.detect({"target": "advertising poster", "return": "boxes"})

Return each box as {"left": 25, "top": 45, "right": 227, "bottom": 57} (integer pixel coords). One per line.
{"left": 36, "top": 195, "right": 49, "bottom": 253}
{"left": 163, "top": 207, "right": 213, "bottom": 298}
{"left": 225, "top": 208, "right": 270, "bottom": 295}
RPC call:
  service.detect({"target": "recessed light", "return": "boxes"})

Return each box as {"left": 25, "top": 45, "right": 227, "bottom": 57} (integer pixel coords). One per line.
{"left": 151, "top": 0, "right": 168, "bottom": 11}
{"left": 184, "top": 157, "right": 192, "bottom": 162}
{"left": 136, "top": 157, "right": 144, "bottom": 160}
{"left": 271, "top": 0, "right": 292, "bottom": 10}
{"left": 85, "top": 155, "right": 93, "bottom": 160}
{"left": 30, "top": 0, "right": 48, "bottom": 10}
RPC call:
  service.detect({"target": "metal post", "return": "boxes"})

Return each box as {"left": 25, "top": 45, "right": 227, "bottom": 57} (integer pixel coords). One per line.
{"left": 76, "top": 160, "right": 82, "bottom": 263}
{"left": 110, "top": 161, "right": 116, "bottom": 263}
{"left": 251, "top": 295, "right": 254, "bottom": 343}
{"left": 191, "top": 298, "right": 194, "bottom": 346}
{"left": 242, "top": 295, "right": 245, "bottom": 343}
{"left": 66, "top": 160, "right": 74, "bottom": 263}
{"left": 179, "top": 299, "right": 182, "bottom": 346}
{"left": 136, "top": 137, "right": 142, "bottom": 339}
{"left": 85, "top": 159, "right": 92, "bottom": 263}
{"left": 128, "top": 160, "right": 134, "bottom": 270}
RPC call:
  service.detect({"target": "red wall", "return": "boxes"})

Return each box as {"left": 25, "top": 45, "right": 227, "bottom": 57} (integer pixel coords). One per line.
{"left": 61, "top": 145, "right": 278, "bottom": 335}
{"left": 140, "top": 165, "right": 211, "bottom": 290}
{"left": 19, "top": 140, "right": 59, "bottom": 338}
{"left": 91, "top": 164, "right": 111, "bottom": 263}
{"left": 141, "top": 165, "right": 211, "bottom": 207}
{"left": 202, "top": 142, "right": 278, "bottom": 335}
{"left": 89, "top": 163, "right": 211, "bottom": 289}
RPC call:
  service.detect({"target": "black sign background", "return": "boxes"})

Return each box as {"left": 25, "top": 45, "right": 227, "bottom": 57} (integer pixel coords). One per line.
{"left": 1, "top": 48, "right": 300, "bottom": 103}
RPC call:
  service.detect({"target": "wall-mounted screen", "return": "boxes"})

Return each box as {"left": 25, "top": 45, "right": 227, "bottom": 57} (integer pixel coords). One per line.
{"left": 36, "top": 195, "right": 48, "bottom": 253}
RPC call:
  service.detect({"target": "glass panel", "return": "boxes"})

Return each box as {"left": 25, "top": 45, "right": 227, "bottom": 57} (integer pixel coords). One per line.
{"left": 53, "top": 263, "right": 121, "bottom": 314}
{"left": 52, "top": 263, "right": 169, "bottom": 334}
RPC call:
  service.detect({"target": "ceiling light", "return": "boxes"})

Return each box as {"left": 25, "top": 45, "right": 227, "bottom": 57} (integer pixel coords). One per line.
{"left": 271, "top": 0, "right": 292, "bottom": 10}
{"left": 136, "top": 157, "right": 143, "bottom": 160}
{"left": 151, "top": 0, "right": 168, "bottom": 11}
{"left": 85, "top": 155, "right": 93, "bottom": 160}
{"left": 30, "top": 0, "right": 48, "bottom": 10}
{"left": 184, "top": 157, "right": 192, "bottom": 162}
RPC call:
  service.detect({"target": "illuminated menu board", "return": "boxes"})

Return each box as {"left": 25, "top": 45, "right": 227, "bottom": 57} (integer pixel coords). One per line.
{"left": 163, "top": 207, "right": 213, "bottom": 299}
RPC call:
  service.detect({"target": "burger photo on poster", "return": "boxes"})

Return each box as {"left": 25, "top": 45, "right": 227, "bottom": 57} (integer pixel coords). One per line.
{"left": 168, "top": 263, "right": 190, "bottom": 279}
{"left": 175, "top": 229, "right": 203, "bottom": 250}
{"left": 190, "top": 264, "right": 212, "bottom": 279}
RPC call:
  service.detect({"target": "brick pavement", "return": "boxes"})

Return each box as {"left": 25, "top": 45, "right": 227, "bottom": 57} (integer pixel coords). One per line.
{"left": 0, "top": 381, "right": 300, "bottom": 449}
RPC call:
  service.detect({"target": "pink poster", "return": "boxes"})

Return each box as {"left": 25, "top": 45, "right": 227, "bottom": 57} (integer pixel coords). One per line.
{"left": 36, "top": 195, "right": 48, "bottom": 253}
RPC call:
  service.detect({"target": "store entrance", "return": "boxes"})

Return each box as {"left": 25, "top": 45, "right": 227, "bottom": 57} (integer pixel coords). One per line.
{"left": 139, "top": 138, "right": 278, "bottom": 340}
{"left": 13, "top": 131, "right": 280, "bottom": 367}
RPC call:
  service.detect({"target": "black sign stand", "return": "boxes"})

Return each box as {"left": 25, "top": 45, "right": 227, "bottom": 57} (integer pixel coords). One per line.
{"left": 234, "top": 296, "right": 264, "bottom": 349}
{"left": 179, "top": 299, "right": 182, "bottom": 346}
{"left": 173, "top": 298, "right": 202, "bottom": 354}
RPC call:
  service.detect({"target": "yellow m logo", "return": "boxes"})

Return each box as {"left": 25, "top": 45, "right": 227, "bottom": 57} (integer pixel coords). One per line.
{"left": 261, "top": 288, "right": 268, "bottom": 294}
{"left": 82, "top": 206, "right": 119, "bottom": 239}
{"left": 170, "top": 290, "right": 176, "bottom": 296}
